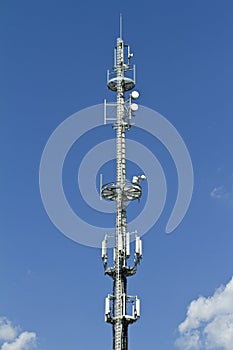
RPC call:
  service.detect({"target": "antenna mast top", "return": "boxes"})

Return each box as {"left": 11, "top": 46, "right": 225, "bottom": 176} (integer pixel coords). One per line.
{"left": 119, "top": 14, "right": 123, "bottom": 39}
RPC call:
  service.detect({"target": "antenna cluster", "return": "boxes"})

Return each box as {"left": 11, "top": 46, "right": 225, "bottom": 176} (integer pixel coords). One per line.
{"left": 100, "top": 19, "right": 146, "bottom": 350}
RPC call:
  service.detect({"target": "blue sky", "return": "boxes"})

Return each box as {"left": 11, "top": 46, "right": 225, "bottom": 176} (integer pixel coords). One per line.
{"left": 1, "top": 1, "right": 233, "bottom": 349}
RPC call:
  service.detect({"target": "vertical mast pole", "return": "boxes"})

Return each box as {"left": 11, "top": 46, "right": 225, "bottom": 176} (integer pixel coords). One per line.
{"left": 114, "top": 36, "right": 127, "bottom": 350}
{"left": 101, "top": 23, "right": 144, "bottom": 350}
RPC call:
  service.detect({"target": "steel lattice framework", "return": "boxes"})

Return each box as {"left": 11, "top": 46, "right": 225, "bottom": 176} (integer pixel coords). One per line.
{"left": 101, "top": 27, "right": 145, "bottom": 350}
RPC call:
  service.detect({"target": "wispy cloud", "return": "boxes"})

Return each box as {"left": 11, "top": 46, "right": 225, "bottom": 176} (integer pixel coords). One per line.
{"left": 0, "top": 317, "right": 37, "bottom": 350}
{"left": 175, "top": 277, "right": 233, "bottom": 350}
{"left": 210, "top": 186, "right": 227, "bottom": 199}
{"left": 210, "top": 170, "right": 233, "bottom": 203}
{"left": 210, "top": 185, "right": 233, "bottom": 201}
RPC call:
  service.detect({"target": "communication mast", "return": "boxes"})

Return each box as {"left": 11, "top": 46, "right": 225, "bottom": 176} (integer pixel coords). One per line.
{"left": 101, "top": 18, "right": 146, "bottom": 350}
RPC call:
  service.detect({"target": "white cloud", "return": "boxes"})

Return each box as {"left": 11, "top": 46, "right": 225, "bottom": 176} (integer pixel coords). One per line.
{"left": 1, "top": 332, "right": 36, "bottom": 350}
{"left": 0, "top": 317, "right": 37, "bottom": 350}
{"left": 204, "top": 315, "right": 233, "bottom": 350}
{"left": 176, "top": 330, "right": 201, "bottom": 350}
{"left": 0, "top": 319, "right": 17, "bottom": 342}
{"left": 176, "top": 277, "right": 233, "bottom": 350}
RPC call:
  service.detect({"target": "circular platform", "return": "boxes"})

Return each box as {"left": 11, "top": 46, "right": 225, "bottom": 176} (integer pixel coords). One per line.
{"left": 107, "top": 77, "right": 135, "bottom": 92}
{"left": 101, "top": 181, "right": 142, "bottom": 201}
